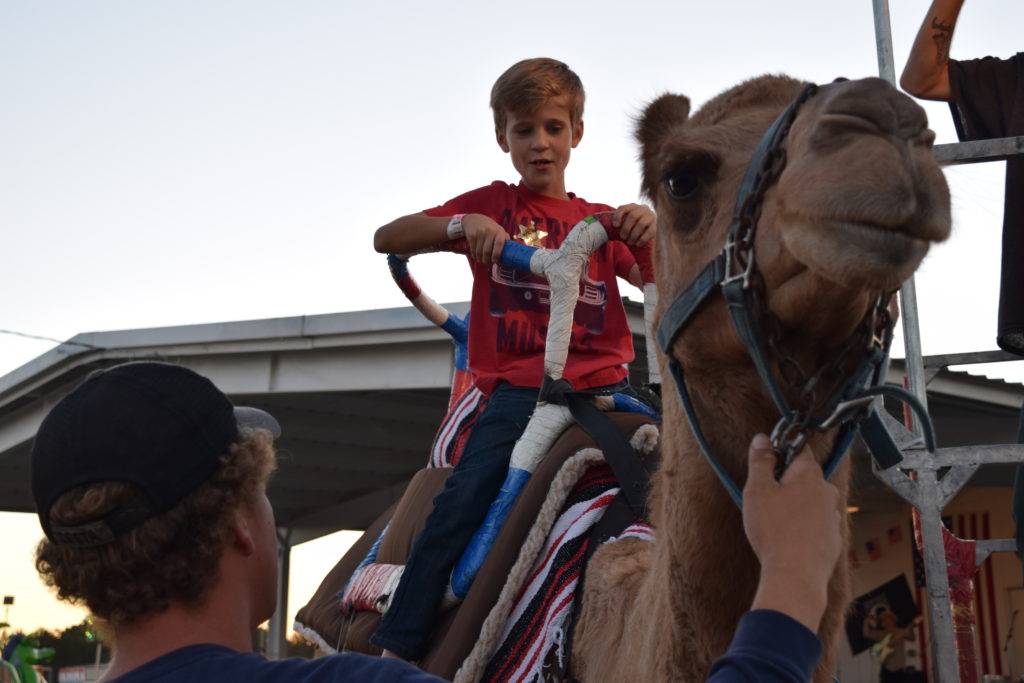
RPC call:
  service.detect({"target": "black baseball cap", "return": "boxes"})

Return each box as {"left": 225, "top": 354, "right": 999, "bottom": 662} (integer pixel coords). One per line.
{"left": 32, "top": 361, "right": 281, "bottom": 547}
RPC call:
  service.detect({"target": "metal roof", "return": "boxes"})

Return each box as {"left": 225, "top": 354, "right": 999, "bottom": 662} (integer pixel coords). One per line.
{"left": 0, "top": 299, "right": 653, "bottom": 545}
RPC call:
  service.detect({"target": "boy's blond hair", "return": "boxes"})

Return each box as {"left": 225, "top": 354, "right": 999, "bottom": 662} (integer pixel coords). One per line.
{"left": 490, "top": 58, "right": 585, "bottom": 131}
{"left": 34, "top": 431, "right": 277, "bottom": 626}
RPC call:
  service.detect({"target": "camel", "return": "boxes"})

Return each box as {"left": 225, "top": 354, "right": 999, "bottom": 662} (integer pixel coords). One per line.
{"left": 571, "top": 74, "right": 951, "bottom": 681}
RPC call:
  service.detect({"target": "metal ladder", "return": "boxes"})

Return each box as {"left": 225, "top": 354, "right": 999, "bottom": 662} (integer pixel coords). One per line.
{"left": 871, "top": 2, "right": 1024, "bottom": 680}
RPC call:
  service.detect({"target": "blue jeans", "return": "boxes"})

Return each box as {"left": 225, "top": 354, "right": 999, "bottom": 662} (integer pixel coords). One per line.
{"left": 370, "top": 379, "right": 637, "bottom": 659}
{"left": 370, "top": 383, "right": 538, "bottom": 659}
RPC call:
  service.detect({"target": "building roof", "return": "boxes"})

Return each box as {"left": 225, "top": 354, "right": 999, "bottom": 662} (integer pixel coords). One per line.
{"left": 0, "top": 300, "right": 653, "bottom": 544}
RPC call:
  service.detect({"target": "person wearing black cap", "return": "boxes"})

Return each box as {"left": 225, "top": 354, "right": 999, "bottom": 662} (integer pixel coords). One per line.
{"left": 31, "top": 361, "right": 442, "bottom": 682}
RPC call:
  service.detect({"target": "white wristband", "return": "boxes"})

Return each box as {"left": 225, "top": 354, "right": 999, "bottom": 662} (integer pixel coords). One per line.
{"left": 447, "top": 214, "right": 466, "bottom": 240}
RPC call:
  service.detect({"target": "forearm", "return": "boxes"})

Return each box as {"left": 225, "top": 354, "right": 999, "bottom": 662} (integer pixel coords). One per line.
{"left": 900, "top": 0, "right": 965, "bottom": 100}
{"left": 750, "top": 565, "right": 829, "bottom": 634}
{"left": 742, "top": 436, "right": 840, "bottom": 636}
{"left": 373, "top": 212, "right": 451, "bottom": 254}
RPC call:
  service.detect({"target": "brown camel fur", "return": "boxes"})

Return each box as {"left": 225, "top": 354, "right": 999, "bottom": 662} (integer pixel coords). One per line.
{"left": 572, "top": 75, "right": 951, "bottom": 682}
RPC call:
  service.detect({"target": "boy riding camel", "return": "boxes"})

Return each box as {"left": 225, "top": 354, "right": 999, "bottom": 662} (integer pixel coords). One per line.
{"left": 370, "top": 57, "right": 656, "bottom": 661}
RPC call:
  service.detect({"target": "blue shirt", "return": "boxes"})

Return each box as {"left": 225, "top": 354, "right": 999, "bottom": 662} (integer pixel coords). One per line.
{"left": 105, "top": 644, "right": 444, "bottom": 682}
{"left": 104, "top": 611, "right": 818, "bottom": 682}
{"left": 708, "top": 610, "right": 822, "bottom": 682}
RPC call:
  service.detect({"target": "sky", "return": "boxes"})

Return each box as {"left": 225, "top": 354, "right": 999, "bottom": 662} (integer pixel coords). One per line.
{"left": 1, "top": 0, "right": 1021, "bottom": 641}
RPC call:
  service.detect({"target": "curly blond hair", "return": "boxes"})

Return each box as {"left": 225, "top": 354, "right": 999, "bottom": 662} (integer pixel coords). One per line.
{"left": 35, "top": 430, "right": 277, "bottom": 625}
{"left": 490, "top": 57, "right": 585, "bottom": 131}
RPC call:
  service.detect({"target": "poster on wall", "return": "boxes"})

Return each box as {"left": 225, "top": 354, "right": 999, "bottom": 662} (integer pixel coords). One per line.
{"left": 845, "top": 574, "right": 919, "bottom": 655}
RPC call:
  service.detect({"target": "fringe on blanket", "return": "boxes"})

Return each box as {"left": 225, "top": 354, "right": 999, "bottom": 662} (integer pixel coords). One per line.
{"left": 293, "top": 620, "right": 338, "bottom": 656}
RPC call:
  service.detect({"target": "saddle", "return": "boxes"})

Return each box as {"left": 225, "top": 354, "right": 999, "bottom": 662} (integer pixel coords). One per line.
{"left": 294, "top": 412, "right": 658, "bottom": 681}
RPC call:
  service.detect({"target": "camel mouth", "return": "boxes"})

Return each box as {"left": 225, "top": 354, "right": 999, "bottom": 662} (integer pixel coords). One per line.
{"left": 781, "top": 217, "right": 931, "bottom": 290}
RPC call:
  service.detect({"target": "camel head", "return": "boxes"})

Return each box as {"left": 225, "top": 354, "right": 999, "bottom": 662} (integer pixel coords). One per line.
{"left": 640, "top": 75, "right": 951, "bottom": 439}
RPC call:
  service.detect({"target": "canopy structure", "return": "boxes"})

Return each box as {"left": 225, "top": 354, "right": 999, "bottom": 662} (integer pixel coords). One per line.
{"left": 0, "top": 299, "right": 652, "bottom": 657}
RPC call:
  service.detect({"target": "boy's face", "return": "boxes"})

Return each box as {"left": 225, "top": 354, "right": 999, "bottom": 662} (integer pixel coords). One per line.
{"left": 496, "top": 95, "right": 583, "bottom": 200}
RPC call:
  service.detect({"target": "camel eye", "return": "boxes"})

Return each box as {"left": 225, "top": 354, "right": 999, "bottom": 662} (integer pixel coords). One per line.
{"left": 665, "top": 170, "right": 700, "bottom": 200}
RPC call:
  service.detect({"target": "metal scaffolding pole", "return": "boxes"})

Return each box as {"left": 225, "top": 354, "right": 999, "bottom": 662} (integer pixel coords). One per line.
{"left": 871, "top": 2, "right": 957, "bottom": 680}
{"left": 267, "top": 526, "right": 292, "bottom": 660}
{"left": 869, "top": 2, "right": 1024, "bottom": 681}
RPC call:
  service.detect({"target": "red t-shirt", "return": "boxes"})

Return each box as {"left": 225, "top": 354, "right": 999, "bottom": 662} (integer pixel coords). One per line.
{"left": 425, "top": 181, "right": 636, "bottom": 394}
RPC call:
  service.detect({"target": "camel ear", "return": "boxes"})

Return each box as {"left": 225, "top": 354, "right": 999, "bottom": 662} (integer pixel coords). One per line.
{"left": 636, "top": 94, "right": 691, "bottom": 198}
{"left": 636, "top": 93, "right": 691, "bottom": 154}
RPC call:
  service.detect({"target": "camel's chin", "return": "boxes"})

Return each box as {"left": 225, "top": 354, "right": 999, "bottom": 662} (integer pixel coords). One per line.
{"left": 781, "top": 218, "right": 930, "bottom": 290}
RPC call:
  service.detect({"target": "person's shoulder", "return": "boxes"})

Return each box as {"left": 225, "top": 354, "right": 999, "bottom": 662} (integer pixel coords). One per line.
{"left": 464, "top": 180, "right": 515, "bottom": 199}
{"left": 424, "top": 181, "right": 508, "bottom": 217}
{"left": 102, "top": 645, "right": 240, "bottom": 682}
{"left": 427, "top": 181, "right": 513, "bottom": 216}
{"left": 948, "top": 52, "right": 1024, "bottom": 108}
{"left": 568, "top": 193, "right": 614, "bottom": 215}
{"left": 952, "top": 52, "right": 1023, "bottom": 71}
{"left": 104, "top": 646, "right": 443, "bottom": 683}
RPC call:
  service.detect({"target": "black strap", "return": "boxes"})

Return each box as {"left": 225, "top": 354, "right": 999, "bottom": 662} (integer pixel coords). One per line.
{"left": 667, "top": 358, "right": 745, "bottom": 508}
{"left": 858, "top": 411, "right": 905, "bottom": 470}
{"left": 654, "top": 255, "right": 725, "bottom": 353}
{"left": 49, "top": 500, "right": 155, "bottom": 547}
{"left": 563, "top": 393, "right": 650, "bottom": 518}
{"left": 558, "top": 399, "right": 653, "bottom": 681}
{"left": 722, "top": 276, "right": 795, "bottom": 422}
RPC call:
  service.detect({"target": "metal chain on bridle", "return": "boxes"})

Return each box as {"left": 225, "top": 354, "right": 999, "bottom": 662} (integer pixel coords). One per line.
{"left": 756, "top": 272, "right": 895, "bottom": 468}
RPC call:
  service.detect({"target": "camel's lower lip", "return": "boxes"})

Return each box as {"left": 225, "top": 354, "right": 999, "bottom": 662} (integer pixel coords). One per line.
{"left": 782, "top": 217, "right": 931, "bottom": 289}
{"left": 824, "top": 219, "right": 927, "bottom": 257}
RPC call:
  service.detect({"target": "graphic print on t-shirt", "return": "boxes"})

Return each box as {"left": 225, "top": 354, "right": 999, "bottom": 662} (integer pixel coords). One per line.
{"left": 487, "top": 209, "right": 609, "bottom": 336}
{"left": 487, "top": 264, "right": 608, "bottom": 334}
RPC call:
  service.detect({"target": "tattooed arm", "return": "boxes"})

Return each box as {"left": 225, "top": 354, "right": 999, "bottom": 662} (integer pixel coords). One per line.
{"left": 900, "top": 0, "right": 965, "bottom": 100}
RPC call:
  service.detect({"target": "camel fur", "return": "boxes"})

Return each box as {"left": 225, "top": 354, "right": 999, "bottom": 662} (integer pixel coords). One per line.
{"left": 572, "top": 75, "right": 951, "bottom": 682}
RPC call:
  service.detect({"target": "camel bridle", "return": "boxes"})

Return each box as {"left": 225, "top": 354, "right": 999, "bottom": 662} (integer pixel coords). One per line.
{"left": 653, "top": 82, "right": 934, "bottom": 508}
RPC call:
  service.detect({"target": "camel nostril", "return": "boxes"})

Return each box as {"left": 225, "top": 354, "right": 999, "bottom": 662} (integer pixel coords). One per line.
{"left": 817, "top": 112, "right": 889, "bottom": 136}
{"left": 817, "top": 78, "right": 937, "bottom": 140}
{"left": 809, "top": 111, "right": 896, "bottom": 152}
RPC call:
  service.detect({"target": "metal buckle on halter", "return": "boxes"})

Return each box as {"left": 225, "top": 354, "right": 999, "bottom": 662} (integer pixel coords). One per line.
{"left": 720, "top": 236, "right": 754, "bottom": 290}
{"left": 867, "top": 292, "right": 895, "bottom": 354}
{"left": 770, "top": 394, "right": 875, "bottom": 477}
{"left": 818, "top": 395, "right": 876, "bottom": 430}
{"left": 770, "top": 415, "right": 809, "bottom": 476}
